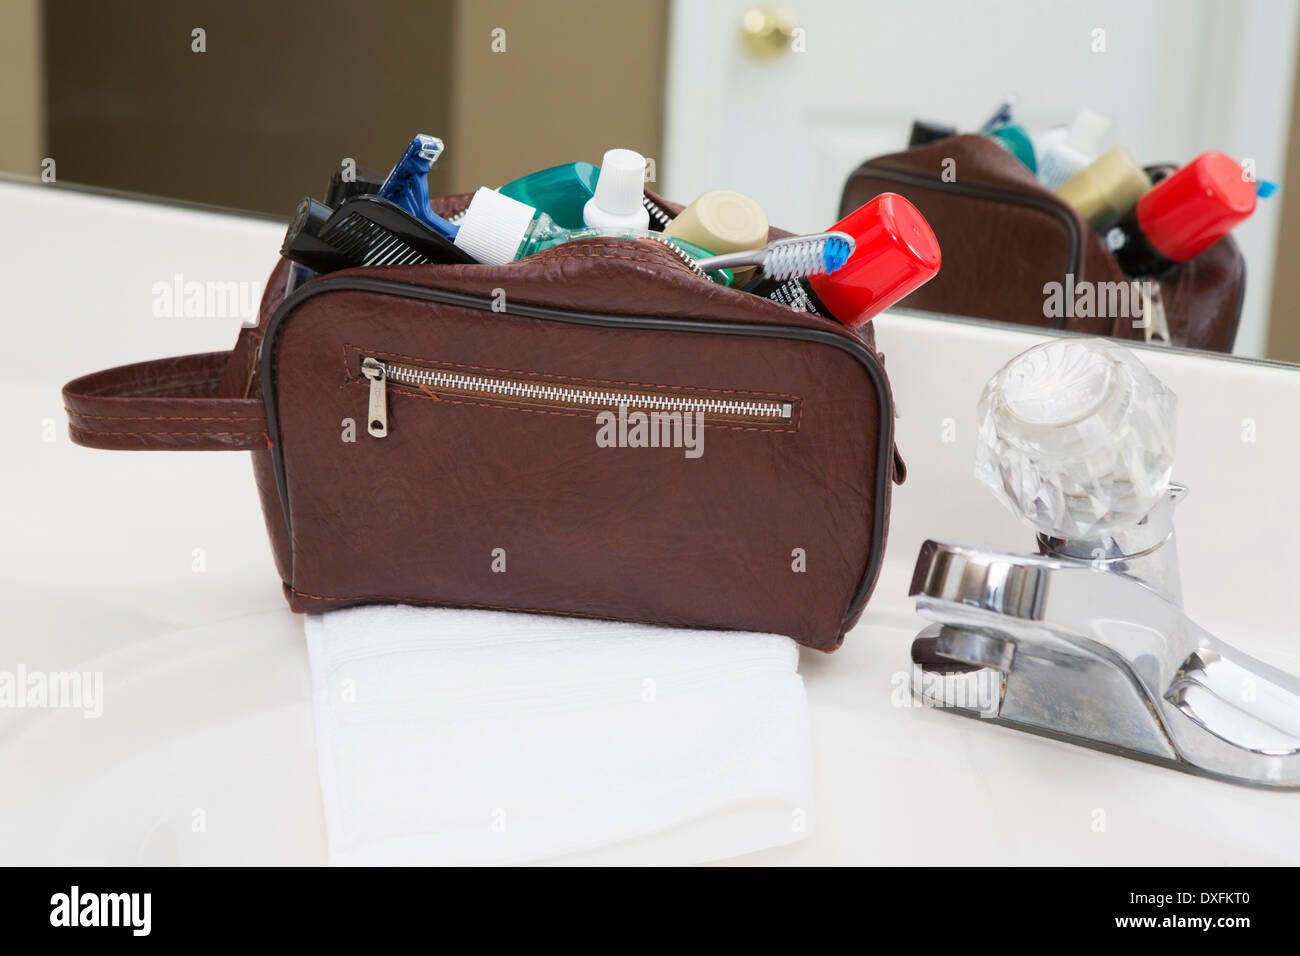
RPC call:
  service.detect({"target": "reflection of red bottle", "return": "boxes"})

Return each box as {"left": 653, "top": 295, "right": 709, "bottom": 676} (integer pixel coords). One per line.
{"left": 1107, "top": 151, "right": 1256, "bottom": 277}
{"left": 768, "top": 193, "right": 941, "bottom": 328}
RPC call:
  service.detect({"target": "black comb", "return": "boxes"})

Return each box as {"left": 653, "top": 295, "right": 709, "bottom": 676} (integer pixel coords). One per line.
{"left": 281, "top": 194, "right": 475, "bottom": 274}
{"left": 321, "top": 195, "right": 474, "bottom": 267}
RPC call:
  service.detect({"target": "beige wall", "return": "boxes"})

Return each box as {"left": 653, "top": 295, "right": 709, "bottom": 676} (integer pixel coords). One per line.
{"left": 1268, "top": 14, "right": 1300, "bottom": 363}
{"left": 20, "top": 0, "right": 665, "bottom": 216}
{"left": 0, "top": 0, "right": 43, "bottom": 177}
{"left": 446, "top": 0, "right": 667, "bottom": 192}
{"left": 41, "top": 0, "right": 456, "bottom": 214}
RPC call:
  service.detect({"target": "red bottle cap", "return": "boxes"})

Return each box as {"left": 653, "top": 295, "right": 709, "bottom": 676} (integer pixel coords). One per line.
{"left": 1135, "top": 151, "right": 1256, "bottom": 262}
{"left": 808, "top": 193, "right": 941, "bottom": 327}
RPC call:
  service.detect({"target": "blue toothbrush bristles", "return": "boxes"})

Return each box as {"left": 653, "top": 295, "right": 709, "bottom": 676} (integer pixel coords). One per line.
{"left": 822, "top": 236, "right": 852, "bottom": 273}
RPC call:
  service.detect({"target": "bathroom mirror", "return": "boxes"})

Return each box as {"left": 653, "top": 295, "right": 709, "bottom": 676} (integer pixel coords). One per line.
{"left": 5, "top": 0, "right": 1298, "bottom": 360}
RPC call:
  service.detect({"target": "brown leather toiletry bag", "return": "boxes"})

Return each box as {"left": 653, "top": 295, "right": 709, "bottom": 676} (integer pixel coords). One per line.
{"left": 62, "top": 193, "right": 902, "bottom": 652}
{"left": 842, "top": 134, "right": 1245, "bottom": 352}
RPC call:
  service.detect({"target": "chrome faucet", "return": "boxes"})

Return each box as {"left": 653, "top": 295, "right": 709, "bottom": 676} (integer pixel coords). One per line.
{"left": 910, "top": 338, "right": 1300, "bottom": 788}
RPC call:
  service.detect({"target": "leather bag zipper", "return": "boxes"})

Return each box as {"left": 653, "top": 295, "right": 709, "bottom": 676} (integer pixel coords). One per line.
{"left": 359, "top": 355, "right": 793, "bottom": 438}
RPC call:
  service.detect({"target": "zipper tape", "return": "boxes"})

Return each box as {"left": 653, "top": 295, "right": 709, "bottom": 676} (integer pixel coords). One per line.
{"left": 380, "top": 361, "right": 792, "bottom": 419}
{"left": 260, "top": 275, "right": 895, "bottom": 629}
{"left": 351, "top": 348, "right": 797, "bottom": 437}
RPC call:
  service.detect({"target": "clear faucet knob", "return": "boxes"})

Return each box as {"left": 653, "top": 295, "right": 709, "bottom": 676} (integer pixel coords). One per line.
{"left": 974, "top": 338, "right": 1177, "bottom": 538}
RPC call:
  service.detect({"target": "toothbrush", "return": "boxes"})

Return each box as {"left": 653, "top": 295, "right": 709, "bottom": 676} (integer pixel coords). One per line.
{"left": 764, "top": 194, "right": 941, "bottom": 329}
{"left": 378, "top": 133, "right": 461, "bottom": 240}
{"left": 693, "top": 232, "right": 855, "bottom": 281}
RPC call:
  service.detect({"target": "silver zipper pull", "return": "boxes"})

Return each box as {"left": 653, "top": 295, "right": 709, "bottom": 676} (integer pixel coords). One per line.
{"left": 361, "top": 357, "right": 388, "bottom": 437}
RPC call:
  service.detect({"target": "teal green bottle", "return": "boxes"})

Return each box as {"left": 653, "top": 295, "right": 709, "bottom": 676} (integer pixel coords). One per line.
{"left": 987, "top": 124, "right": 1037, "bottom": 174}
{"left": 498, "top": 162, "right": 600, "bottom": 229}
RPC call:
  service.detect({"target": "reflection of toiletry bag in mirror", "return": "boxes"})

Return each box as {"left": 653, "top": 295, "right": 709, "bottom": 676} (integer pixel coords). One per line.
{"left": 61, "top": 194, "right": 903, "bottom": 652}
{"left": 840, "top": 134, "right": 1245, "bottom": 352}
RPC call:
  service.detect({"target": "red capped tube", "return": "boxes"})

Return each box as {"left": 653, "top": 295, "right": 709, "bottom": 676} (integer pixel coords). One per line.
{"left": 1111, "top": 151, "right": 1256, "bottom": 275}
{"left": 767, "top": 193, "right": 941, "bottom": 327}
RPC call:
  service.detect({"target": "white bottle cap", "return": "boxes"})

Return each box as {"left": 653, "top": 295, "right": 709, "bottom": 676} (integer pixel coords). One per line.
{"left": 452, "top": 187, "right": 537, "bottom": 265}
{"left": 584, "top": 148, "right": 650, "bottom": 229}
{"left": 1064, "top": 108, "right": 1112, "bottom": 154}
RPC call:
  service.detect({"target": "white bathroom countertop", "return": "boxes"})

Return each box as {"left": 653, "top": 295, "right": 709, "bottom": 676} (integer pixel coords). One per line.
{"left": 3, "top": 180, "right": 1298, "bottom": 865}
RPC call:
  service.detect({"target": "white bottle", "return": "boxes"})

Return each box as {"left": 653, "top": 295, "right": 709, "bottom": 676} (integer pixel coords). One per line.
{"left": 583, "top": 148, "right": 650, "bottom": 230}
{"left": 1035, "top": 109, "right": 1112, "bottom": 191}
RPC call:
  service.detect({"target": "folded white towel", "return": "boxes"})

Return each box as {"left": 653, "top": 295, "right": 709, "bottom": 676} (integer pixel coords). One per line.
{"left": 305, "top": 605, "right": 812, "bottom": 865}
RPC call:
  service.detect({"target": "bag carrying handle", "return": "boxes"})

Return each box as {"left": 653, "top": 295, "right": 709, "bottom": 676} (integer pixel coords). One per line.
{"left": 63, "top": 351, "right": 269, "bottom": 451}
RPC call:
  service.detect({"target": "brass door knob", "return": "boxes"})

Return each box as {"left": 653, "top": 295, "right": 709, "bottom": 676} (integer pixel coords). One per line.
{"left": 741, "top": 7, "right": 796, "bottom": 60}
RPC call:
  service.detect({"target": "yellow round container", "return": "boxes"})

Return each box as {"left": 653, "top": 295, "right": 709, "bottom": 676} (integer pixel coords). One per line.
{"left": 664, "top": 189, "right": 769, "bottom": 282}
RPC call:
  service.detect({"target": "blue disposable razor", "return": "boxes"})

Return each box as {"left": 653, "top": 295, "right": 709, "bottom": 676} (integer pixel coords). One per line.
{"left": 378, "top": 134, "right": 460, "bottom": 240}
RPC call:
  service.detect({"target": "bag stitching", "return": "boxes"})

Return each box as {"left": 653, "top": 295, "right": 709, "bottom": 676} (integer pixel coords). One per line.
{"left": 81, "top": 374, "right": 224, "bottom": 397}
{"left": 65, "top": 409, "right": 264, "bottom": 423}
{"left": 68, "top": 424, "right": 269, "bottom": 442}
